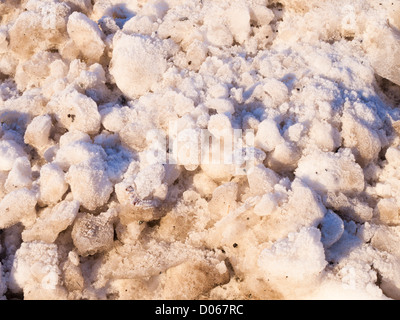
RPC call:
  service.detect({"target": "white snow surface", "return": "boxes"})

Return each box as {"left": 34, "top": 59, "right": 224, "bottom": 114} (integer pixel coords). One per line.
{"left": 0, "top": 0, "right": 400, "bottom": 300}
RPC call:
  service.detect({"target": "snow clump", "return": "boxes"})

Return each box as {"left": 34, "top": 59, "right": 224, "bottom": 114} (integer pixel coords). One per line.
{"left": 0, "top": 0, "right": 400, "bottom": 300}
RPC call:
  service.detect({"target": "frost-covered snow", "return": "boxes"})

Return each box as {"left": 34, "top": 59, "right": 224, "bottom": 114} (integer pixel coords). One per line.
{"left": 1, "top": 0, "right": 400, "bottom": 300}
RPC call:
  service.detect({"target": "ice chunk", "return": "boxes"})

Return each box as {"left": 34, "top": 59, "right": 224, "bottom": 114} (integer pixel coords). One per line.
{"left": 110, "top": 32, "right": 167, "bottom": 99}
{"left": 225, "top": 1, "right": 251, "bottom": 45}
{"left": 71, "top": 209, "right": 117, "bottom": 256}
{"left": 49, "top": 89, "right": 101, "bottom": 134}
{"left": 65, "top": 0, "right": 92, "bottom": 14}
{"left": 67, "top": 12, "right": 105, "bottom": 63}
{"left": 157, "top": 8, "right": 197, "bottom": 44}
{"left": 55, "top": 140, "right": 106, "bottom": 171}
{"left": 255, "top": 118, "right": 285, "bottom": 152}
{"left": 0, "top": 171, "right": 7, "bottom": 199}
{"left": 9, "top": 241, "right": 65, "bottom": 298}
{"left": 24, "top": 114, "right": 53, "bottom": 151}
{"left": 258, "top": 227, "right": 327, "bottom": 289}
{"left": 320, "top": 210, "right": 344, "bottom": 248}
{"left": 201, "top": 163, "right": 235, "bottom": 182}
{"left": 371, "top": 225, "right": 400, "bottom": 260}
{"left": 66, "top": 159, "right": 113, "bottom": 211}
{"left": 174, "top": 127, "right": 201, "bottom": 170}
{"left": 340, "top": 5, "right": 358, "bottom": 39}
{"left": 363, "top": 23, "right": 400, "bottom": 86}
{"left": 285, "top": 123, "right": 305, "bottom": 143}
{"left": 232, "top": 147, "right": 266, "bottom": 174}
{"left": 206, "top": 98, "right": 235, "bottom": 115}
{"left": 193, "top": 172, "right": 218, "bottom": 198}
{"left": 43, "top": 145, "right": 59, "bottom": 164}
{"left": 295, "top": 149, "right": 365, "bottom": 195}
{"left": 134, "top": 163, "right": 166, "bottom": 200}
{"left": 140, "top": 0, "right": 168, "bottom": 20}
{"left": 59, "top": 131, "right": 92, "bottom": 147}
{"left": 163, "top": 164, "right": 181, "bottom": 186}
{"left": 262, "top": 79, "right": 289, "bottom": 108}
{"left": 162, "top": 91, "right": 195, "bottom": 117}
{"left": 0, "top": 139, "right": 27, "bottom": 171}
{"left": 208, "top": 114, "right": 233, "bottom": 138}
{"left": 14, "top": 51, "right": 60, "bottom": 91}
{"left": 22, "top": 200, "right": 80, "bottom": 243}
{"left": 119, "top": 122, "right": 150, "bottom": 151}
{"left": 38, "top": 163, "right": 69, "bottom": 206}
{"left": 161, "top": 260, "right": 229, "bottom": 299}
{"left": 91, "top": 0, "right": 136, "bottom": 21}
{"left": 117, "top": 184, "right": 163, "bottom": 224}
{"left": 100, "top": 106, "right": 133, "bottom": 133}
{"left": 8, "top": 4, "right": 69, "bottom": 59}
{"left": 341, "top": 111, "right": 382, "bottom": 166}
{"left": 309, "top": 119, "right": 341, "bottom": 152}
{"left": 376, "top": 198, "right": 400, "bottom": 226}
{"left": 254, "top": 193, "right": 279, "bottom": 217}
{"left": 62, "top": 250, "right": 85, "bottom": 293}
{"left": 74, "top": 63, "right": 110, "bottom": 102}
{"left": 123, "top": 15, "right": 156, "bottom": 36}
{"left": 263, "top": 178, "right": 326, "bottom": 242}
{"left": 249, "top": 4, "right": 274, "bottom": 25}
{"left": 208, "top": 182, "right": 238, "bottom": 220}
{"left": 205, "top": 19, "right": 233, "bottom": 47}
{"left": 96, "top": 240, "right": 226, "bottom": 288}
{"left": 325, "top": 192, "right": 373, "bottom": 223}
{"left": 208, "top": 83, "right": 229, "bottom": 99}
{"left": 4, "top": 156, "right": 32, "bottom": 192}
{"left": 267, "top": 141, "right": 301, "bottom": 172}
{"left": 186, "top": 40, "right": 208, "bottom": 71}
{"left": 0, "top": 188, "right": 37, "bottom": 229}
{"left": 247, "top": 164, "right": 280, "bottom": 195}
{"left": 115, "top": 179, "right": 134, "bottom": 207}
{"left": 366, "top": 237, "right": 400, "bottom": 299}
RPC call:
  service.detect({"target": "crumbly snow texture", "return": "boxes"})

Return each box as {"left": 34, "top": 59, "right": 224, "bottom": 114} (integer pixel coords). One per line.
{"left": 0, "top": 0, "right": 400, "bottom": 300}
{"left": 110, "top": 32, "right": 169, "bottom": 99}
